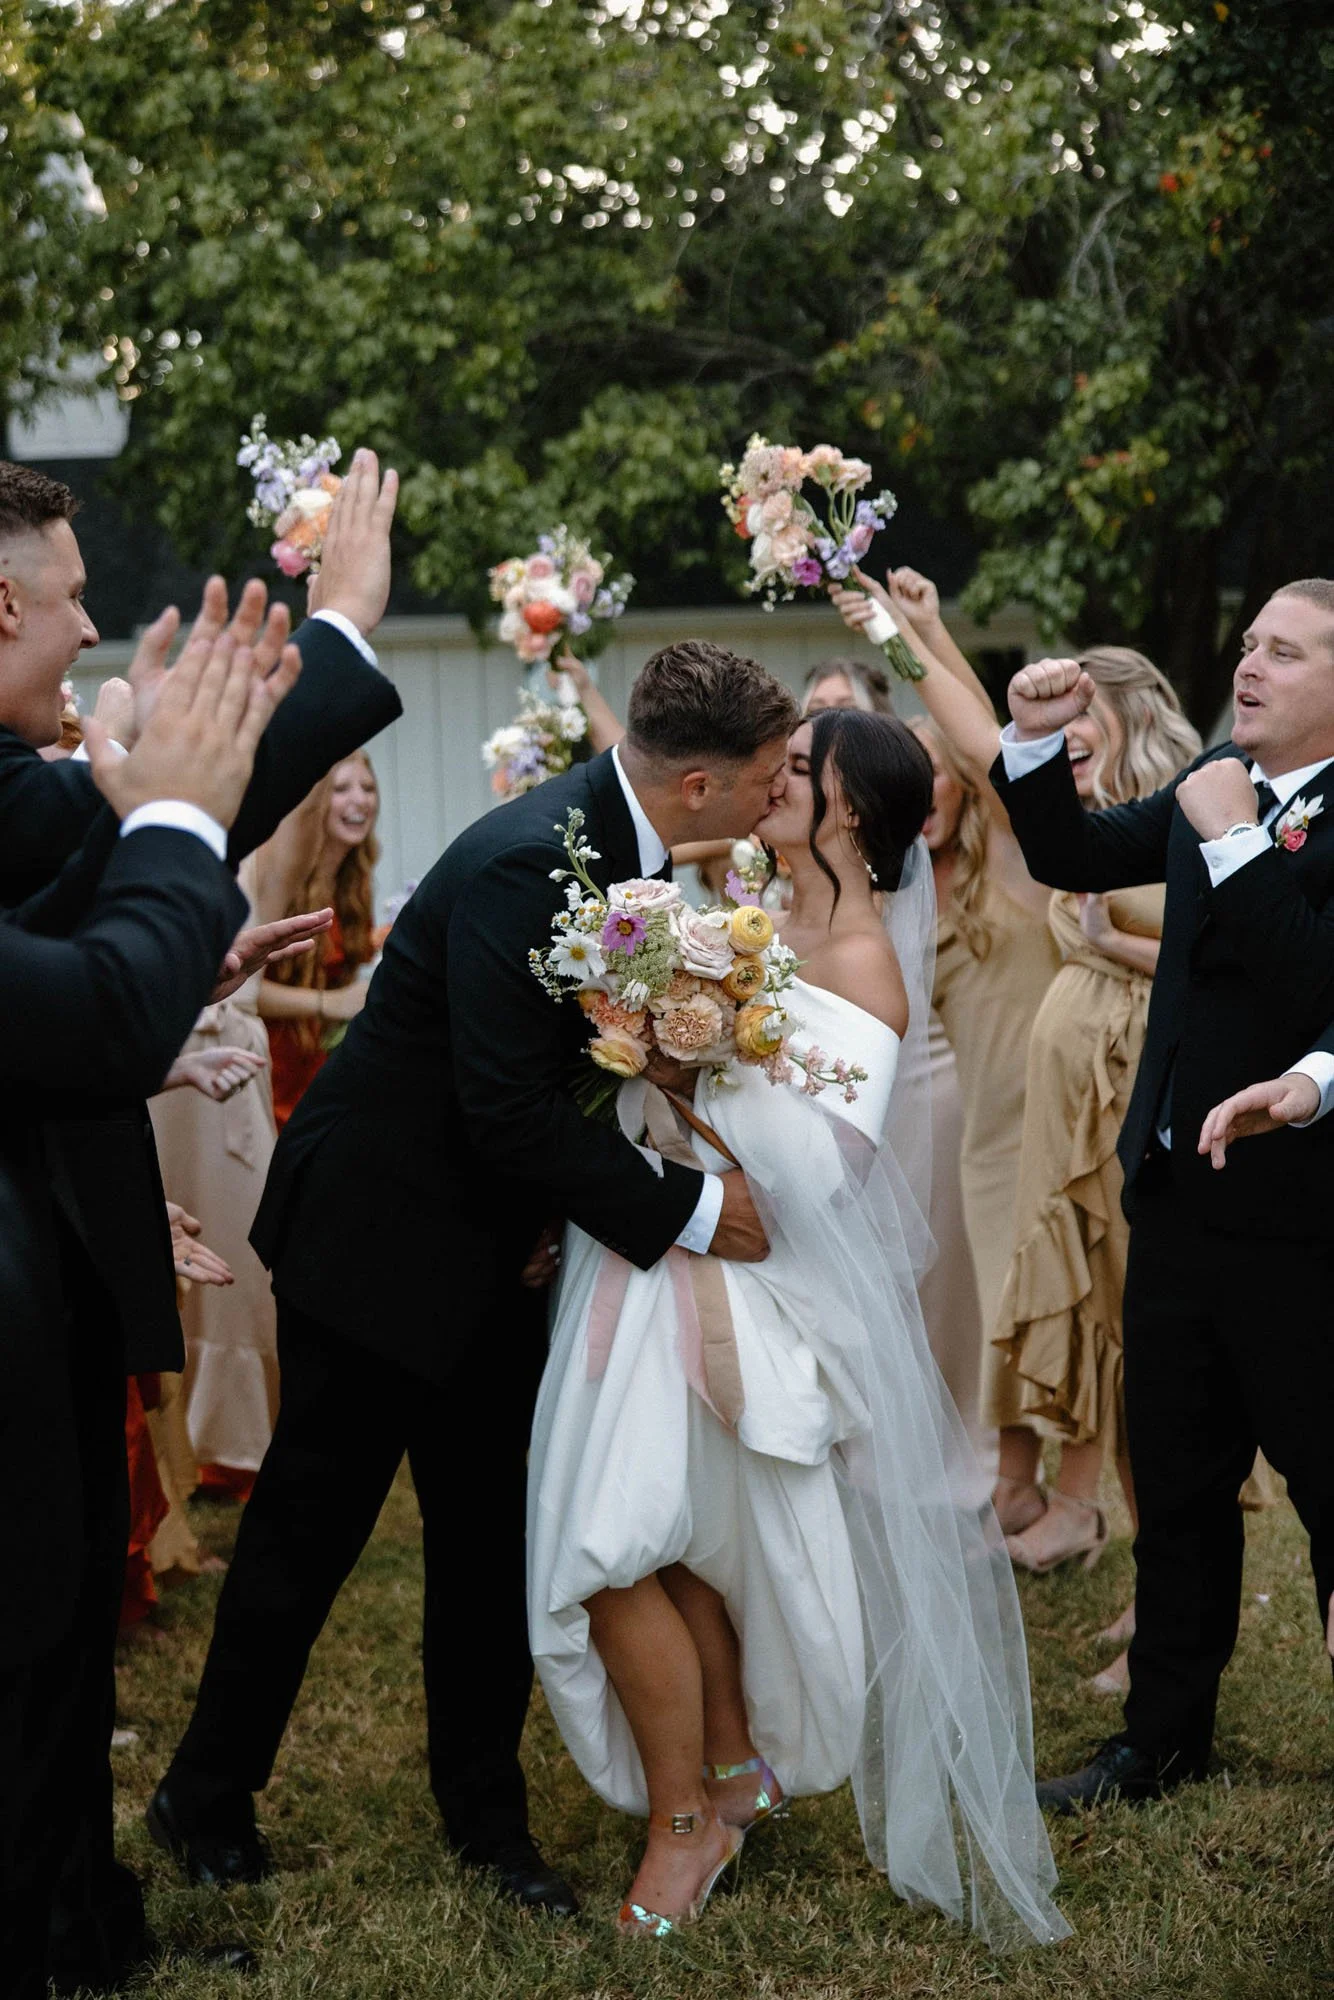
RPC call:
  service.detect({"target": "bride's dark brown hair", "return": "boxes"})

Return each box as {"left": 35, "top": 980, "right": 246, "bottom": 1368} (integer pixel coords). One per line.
{"left": 807, "top": 709, "right": 934, "bottom": 908}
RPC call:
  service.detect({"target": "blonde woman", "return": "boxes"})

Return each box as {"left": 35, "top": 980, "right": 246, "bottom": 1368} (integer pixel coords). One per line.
{"left": 833, "top": 570, "right": 1059, "bottom": 1481}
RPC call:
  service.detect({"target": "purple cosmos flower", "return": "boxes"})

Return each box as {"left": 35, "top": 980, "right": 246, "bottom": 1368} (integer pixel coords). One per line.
{"left": 601, "top": 909, "right": 648, "bottom": 955}
{"left": 725, "top": 870, "right": 761, "bottom": 907}
{"left": 791, "top": 556, "right": 824, "bottom": 588}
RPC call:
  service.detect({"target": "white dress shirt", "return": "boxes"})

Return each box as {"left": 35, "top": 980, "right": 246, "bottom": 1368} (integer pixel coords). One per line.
{"left": 611, "top": 744, "right": 725, "bottom": 1254}
{"left": 998, "top": 726, "right": 1334, "bottom": 1126}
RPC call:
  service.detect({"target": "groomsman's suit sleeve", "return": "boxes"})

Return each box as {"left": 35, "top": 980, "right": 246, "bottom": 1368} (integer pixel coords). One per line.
{"left": 0, "top": 616, "right": 402, "bottom": 934}
{"left": 989, "top": 726, "right": 1205, "bottom": 891}
{"left": 0, "top": 827, "right": 247, "bottom": 1097}
{"left": 447, "top": 843, "right": 705, "bottom": 1270}
{"left": 1204, "top": 840, "right": 1334, "bottom": 1010}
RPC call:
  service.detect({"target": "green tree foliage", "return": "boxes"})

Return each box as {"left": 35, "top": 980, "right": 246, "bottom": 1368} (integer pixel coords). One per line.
{"left": 21, "top": 0, "right": 1334, "bottom": 721}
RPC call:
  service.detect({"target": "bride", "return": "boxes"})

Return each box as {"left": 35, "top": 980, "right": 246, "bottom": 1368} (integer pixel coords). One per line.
{"left": 527, "top": 708, "right": 1069, "bottom": 1947}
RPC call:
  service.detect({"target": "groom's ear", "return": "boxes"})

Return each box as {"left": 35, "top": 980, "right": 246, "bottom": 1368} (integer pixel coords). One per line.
{"left": 678, "top": 768, "right": 714, "bottom": 813}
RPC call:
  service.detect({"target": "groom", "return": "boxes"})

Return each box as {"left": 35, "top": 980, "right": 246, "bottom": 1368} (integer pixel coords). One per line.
{"left": 152, "top": 638, "right": 797, "bottom": 1913}
{"left": 990, "top": 579, "right": 1334, "bottom": 1811}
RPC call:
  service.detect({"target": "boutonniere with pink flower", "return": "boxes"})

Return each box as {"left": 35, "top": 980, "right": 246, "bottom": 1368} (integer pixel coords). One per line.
{"left": 1273, "top": 794, "right": 1324, "bottom": 852}
{"left": 719, "top": 435, "right": 923, "bottom": 682}
{"left": 489, "top": 526, "right": 633, "bottom": 669}
{"left": 238, "top": 417, "right": 342, "bottom": 579}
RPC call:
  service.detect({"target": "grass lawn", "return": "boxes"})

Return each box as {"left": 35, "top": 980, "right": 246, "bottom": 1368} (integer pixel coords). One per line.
{"left": 113, "top": 1472, "right": 1333, "bottom": 2000}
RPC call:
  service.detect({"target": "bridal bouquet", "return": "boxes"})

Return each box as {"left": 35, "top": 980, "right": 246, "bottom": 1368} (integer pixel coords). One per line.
{"left": 531, "top": 810, "right": 867, "bottom": 1106}
{"left": 238, "top": 416, "right": 342, "bottom": 579}
{"left": 489, "top": 527, "right": 634, "bottom": 668}
{"left": 483, "top": 687, "right": 589, "bottom": 799}
{"left": 719, "top": 435, "right": 924, "bottom": 682}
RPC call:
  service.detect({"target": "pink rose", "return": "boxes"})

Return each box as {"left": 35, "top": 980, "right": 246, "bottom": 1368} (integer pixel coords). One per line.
{"left": 847, "top": 521, "right": 875, "bottom": 557}
{"left": 271, "top": 539, "right": 310, "bottom": 578}
{"left": 610, "top": 877, "right": 682, "bottom": 916}
{"left": 670, "top": 906, "right": 734, "bottom": 981}
{"left": 769, "top": 521, "right": 810, "bottom": 571}
{"left": 525, "top": 554, "right": 556, "bottom": 581}
{"left": 1281, "top": 827, "right": 1308, "bottom": 852}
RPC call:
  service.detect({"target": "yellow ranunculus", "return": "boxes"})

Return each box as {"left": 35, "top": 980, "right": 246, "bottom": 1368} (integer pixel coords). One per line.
{"left": 734, "top": 1003, "right": 785, "bottom": 1062}
{"left": 729, "top": 904, "right": 774, "bottom": 954}
{"left": 721, "top": 955, "right": 767, "bottom": 1003}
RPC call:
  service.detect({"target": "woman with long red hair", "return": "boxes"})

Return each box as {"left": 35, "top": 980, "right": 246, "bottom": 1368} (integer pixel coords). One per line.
{"left": 258, "top": 751, "right": 382, "bottom": 1129}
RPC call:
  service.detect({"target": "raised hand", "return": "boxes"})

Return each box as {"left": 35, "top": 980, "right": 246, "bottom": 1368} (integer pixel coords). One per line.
{"left": 1197, "top": 1072, "right": 1321, "bottom": 1168}
{"left": 84, "top": 619, "right": 302, "bottom": 830}
{"left": 828, "top": 578, "right": 879, "bottom": 634}
{"left": 1007, "top": 658, "right": 1096, "bottom": 741}
{"left": 210, "top": 907, "right": 335, "bottom": 1002}
{"left": 308, "top": 447, "right": 399, "bottom": 637}
{"left": 91, "top": 675, "right": 136, "bottom": 748}
{"left": 886, "top": 566, "right": 941, "bottom": 629}
{"left": 1175, "top": 758, "right": 1259, "bottom": 841}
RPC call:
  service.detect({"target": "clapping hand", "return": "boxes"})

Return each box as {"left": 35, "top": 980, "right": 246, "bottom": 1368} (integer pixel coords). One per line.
{"left": 308, "top": 447, "right": 399, "bottom": 638}
{"left": 1197, "top": 1073, "right": 1321, "bottom": 1169}
{"left": 163, "top": 1046, "right": 265, "bottom": 1102}
{"left": 166, "top": 1200, "right": 234, "bottom": 1286}
{"left": 1175, "top": 759, "right": 1259, "bottom": 841}
{"left": 127, "top": 577, "right": 293, "bottom": 741}
{"left": 83, "top": 619, "right": 302, "bottom": 830}
{"left": 1007, "top": 658, "right": 1096, "bottom": 740}
{"left": 210, "top": 907, "right": 335, "bottom": 1002}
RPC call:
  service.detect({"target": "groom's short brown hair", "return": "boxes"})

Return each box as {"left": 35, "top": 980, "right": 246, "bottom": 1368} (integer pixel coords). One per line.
{"left": 627, "top": 639, "right": 796, "bottom": 765}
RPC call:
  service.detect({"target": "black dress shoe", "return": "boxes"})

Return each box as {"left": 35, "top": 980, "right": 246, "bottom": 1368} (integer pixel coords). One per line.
{"left": 459, "top": 1837, "right": 580, "bottom": 1916}
{"left": 146, "top": 1778, "right": 274, "bottom": 1886}
{"left": 1036, "top": 1736, "right": 1201, "bottom": 1815}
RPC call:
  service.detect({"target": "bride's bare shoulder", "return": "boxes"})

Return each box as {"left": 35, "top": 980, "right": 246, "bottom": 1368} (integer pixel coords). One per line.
{"left": 803, "top": 928, "right": 909, "bottom": 1037}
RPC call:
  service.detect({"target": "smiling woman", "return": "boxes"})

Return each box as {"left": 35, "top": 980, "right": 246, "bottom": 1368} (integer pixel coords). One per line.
{"left": 256, "top": 750, "right": 382, "bottom": 1130}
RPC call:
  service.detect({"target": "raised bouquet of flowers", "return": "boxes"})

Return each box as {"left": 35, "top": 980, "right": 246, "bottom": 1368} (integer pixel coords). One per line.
{"left": 489, "top": 526, "right": 634, "bottom": 668}
{"left": 238, "top": 416, "right": 342, "bottom": 579}
{"left": 720, "top": 435, "right": 923, "bottom": 682}
{"left": 483, "top": 689, "right": 589, "bottom": 800}
{"left": 531, "top": 809, "right": 868, "bottom": 1111}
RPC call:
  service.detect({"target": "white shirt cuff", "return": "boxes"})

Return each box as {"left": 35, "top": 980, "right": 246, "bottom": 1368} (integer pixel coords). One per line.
{"left": 998, "top": 723, "right": 1066, "bottom": 781}
{"left": 1286, "top": 1052, "right": 1334, "bottom": 1127}
{"left": 71, "top": 737, "right": 129, "bottom": 763}
{"left": 1200, "top": 824, "right": 1269, "bottom": 887}
{"left": 675, "top": 1173, "right": 725, "bottom": 1254}
{"left": 311, "top": 607, "right": 378, "bottom": 666}
{"left": 120, "top": 801, "right": 227, "bottom": 862}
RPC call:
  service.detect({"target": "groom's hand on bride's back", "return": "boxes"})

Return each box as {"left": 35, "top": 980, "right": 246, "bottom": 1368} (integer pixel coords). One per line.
{"left": 708, "top": 1172, "right": 769, "bottom": 1262}
{"left": 1007, "top": 657, "right": 1097, "bottom": 741}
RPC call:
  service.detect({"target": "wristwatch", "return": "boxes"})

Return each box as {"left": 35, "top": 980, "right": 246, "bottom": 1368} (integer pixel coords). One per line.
{"left": 1217, "top": 821, "right": 1262, "bottom": 840}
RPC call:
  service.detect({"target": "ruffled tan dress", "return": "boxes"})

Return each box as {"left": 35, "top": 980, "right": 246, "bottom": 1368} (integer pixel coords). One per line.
{"left": 933, "top": 885, "right": 1062, "bottom": 1428}
{"left": 991, "top": 887, "right": 1163, "bottom": 1452}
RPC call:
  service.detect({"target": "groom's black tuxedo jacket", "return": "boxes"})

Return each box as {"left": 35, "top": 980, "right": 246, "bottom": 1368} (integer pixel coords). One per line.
{"left": 2, "top": 829, "right": 247, "bottom": 1664}
{"left": 252, "top": 748, "right": 704, "bottom": 1385}
{"left": 992, "top": 738, "right": 1334, "bottom": 1239}
{"left": 0, "top": 617, "right": 402, "bottom": 1373}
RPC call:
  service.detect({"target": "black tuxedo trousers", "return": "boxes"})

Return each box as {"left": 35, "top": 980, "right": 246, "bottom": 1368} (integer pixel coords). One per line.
{"left": 172, "top": 1297, "right": 548, "bottom": 1853}
{"left": 1121, "top": 1160, "right": 1334, "bottom": 1770}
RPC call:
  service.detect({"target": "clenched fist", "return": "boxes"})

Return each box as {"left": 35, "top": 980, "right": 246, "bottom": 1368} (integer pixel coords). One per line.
{"left": 1174, "top": 758, "right": 1259, "bottom": 841}
{"left": 1007, "top": 658, "right": 1096, "bottom": 740}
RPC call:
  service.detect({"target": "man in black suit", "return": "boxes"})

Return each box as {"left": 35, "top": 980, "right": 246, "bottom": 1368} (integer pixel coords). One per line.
{"left": 0, "top": 458, "right": 401, "bottom": 1989}
{"left": 153, "top": 639, "right": 797, "bottom": 1913}
{"left": 988, "top": 580, "right": 1334, "bottom": 1811}
{"left": 0, "top": 614, "right": 305, "bottom": 2000}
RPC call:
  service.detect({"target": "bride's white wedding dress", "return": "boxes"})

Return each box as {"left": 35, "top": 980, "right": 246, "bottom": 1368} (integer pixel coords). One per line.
{"left": 528, "top": 951, "right": 1069, "bottom": 1946}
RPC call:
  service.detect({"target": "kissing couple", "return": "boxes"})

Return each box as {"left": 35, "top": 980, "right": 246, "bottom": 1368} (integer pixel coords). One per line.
{"left": 151, "top": 639, "right": 1069, "bottom": 1949}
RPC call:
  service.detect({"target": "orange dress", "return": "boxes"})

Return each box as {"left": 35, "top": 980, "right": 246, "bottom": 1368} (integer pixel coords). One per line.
{"left": 266, "top": 913, "right": 350, "bottom": 1131}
